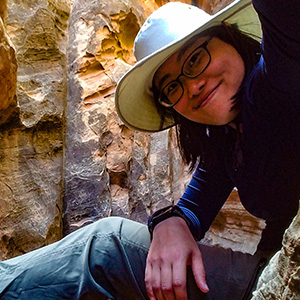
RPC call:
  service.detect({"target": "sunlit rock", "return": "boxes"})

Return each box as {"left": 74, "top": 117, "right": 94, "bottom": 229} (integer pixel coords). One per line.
{"left": 0, "top": 17, "right": 17, "bottom": 124}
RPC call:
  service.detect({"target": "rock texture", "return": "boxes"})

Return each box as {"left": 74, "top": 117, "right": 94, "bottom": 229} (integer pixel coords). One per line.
{"left": 0, "top": 122, "right": 63, "bottom": 260}
{"left": 0, "top": 0, "right": 7, "bottom": 21}
{"left": 6, "top": 0, "right": 70, "bottom": 128}
{"left": 203, "top": 189, "right": 266, "bottom": 254}
{"left": 252, "top": 205, "right": 300, "bottom": 299}
{"left": 64, "top": 0, "right": 188, "bottom": 233}
{"left": 0, "top": 0, "right": 71, "bottom": 260}
{"left": 0, "top": 15, "right": 17, "bottom": 124}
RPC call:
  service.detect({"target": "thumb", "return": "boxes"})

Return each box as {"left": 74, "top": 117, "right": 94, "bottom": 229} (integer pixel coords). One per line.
{"left": 191, "top": 252, "right": 209, "bottom": 293}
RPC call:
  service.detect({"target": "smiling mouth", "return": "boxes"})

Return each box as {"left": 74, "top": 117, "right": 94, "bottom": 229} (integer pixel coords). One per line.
{"left": 194, "top": 82, "right": 221, "bottom": 110}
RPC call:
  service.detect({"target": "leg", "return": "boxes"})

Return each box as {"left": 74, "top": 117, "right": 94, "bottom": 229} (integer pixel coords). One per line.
{"left": 199, "top": 244, "right": 269, "bottom": 300}
{"left": 0, "top": 216, "right": 269, "bottom": 300}
{"left": 0, "top": 217, "right": 151, "bottom": 300}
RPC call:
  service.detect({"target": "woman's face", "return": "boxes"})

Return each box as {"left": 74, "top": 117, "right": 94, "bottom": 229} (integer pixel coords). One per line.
{"left": 153, "top": 36, "right": 245, "bottom": 125}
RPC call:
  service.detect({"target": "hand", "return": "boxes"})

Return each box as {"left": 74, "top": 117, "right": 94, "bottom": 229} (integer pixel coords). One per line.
{"left": 145, "top": 216, "right": 209, "bottom": 300}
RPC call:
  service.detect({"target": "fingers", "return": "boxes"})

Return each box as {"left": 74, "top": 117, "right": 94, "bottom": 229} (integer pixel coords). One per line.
{"left": 145, "top": 261, "right": 157, "bottom": 300}
{"left": 191, "top": 251, "right": 209, "bottom": 293}
{"left": 146, "top": 256, "right": 208, "bottom": 300}
{"left": 146, "top": 257, "right": 189, "bottom": 300}
{"left": 145, "top": 217, "right": 208, "bottom": 299}
{"left": 172, "top": 262, "right": 188, "bottom": 300}
{"left": 145, "top": 260, "right": 177, "bottom": 300}
{"left": 161, "top": 262, "right": 177, "bottom": 300}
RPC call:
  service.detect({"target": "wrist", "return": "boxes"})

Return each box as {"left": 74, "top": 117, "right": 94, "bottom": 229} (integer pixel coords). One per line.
{"left": 153, "top": 215, "right": 188, "bottom": 235}
{"left": 148, "top": 205, "right": 191, "bottom": 240}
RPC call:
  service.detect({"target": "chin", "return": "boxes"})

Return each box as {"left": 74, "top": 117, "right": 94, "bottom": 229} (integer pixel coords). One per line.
{"left": 186, "top": 110, "right": 239, "bottom": 125}
{"left": 203, "top": 116, "right": 233, "bottom": 126}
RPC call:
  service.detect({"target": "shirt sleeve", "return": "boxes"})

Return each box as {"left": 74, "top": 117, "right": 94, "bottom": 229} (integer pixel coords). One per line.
{"left": 252, "top": 0, "right": 300, "bottom": 93}
{"left": 176, "top": 157, "right": 234, "bottom": 240}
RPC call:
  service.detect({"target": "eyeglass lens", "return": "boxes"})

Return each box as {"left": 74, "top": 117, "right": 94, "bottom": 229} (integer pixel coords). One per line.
{"left": 159, "top": 43, "right": 211, "bottom": 107}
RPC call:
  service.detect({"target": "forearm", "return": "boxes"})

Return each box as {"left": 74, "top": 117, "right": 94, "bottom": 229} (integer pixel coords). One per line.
{"left": 177, "top": 161, "right": 234, "bottom": 240}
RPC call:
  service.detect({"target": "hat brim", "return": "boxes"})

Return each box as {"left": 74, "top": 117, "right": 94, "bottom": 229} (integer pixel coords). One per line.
{"left": 115, "top": 0, "right": 261, "bottom": 132}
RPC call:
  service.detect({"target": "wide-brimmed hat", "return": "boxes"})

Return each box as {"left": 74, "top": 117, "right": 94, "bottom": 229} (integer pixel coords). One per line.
{"left": 115, "top": 0, "right": 261, "bottom": 132}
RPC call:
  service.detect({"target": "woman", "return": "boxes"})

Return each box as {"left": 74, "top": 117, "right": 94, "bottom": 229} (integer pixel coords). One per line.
{"left": 116, "top": 0, "right": 300, "bottom": 298}
{"left": 0, "top": 0, "right": 299, "bottom": 299}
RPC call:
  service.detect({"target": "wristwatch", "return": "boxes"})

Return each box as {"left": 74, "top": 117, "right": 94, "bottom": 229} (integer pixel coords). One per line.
{"left": 148, "top": 205, "right": 192, "bottom": 239}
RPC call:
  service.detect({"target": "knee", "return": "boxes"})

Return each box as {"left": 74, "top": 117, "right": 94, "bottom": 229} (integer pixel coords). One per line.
{"left": 92, "top": 216, "right": 150, "bottom": 248}
{"left": 85, "top": 216, "right": 126, "bottom": 237}
{"left": 96, "top": 216, "right": 126, "bottom": 228}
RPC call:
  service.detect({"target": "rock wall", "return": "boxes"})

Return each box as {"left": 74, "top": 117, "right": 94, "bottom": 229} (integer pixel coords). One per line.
{"left": 252, "top": 206, "right": 300, "bottom": 299}
{"left": 0, "top": 13, "right": 17, "bottom": 124}
{"left": 64, "top": 0, "right": 189, "bottom": 233}
{"left": 0, "top": 0, "right": 71, "bottom": 260}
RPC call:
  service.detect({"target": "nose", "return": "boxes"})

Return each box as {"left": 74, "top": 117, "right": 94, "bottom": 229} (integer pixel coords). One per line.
{"left": 182, "top": 76, "right": 205, "bottom": 99}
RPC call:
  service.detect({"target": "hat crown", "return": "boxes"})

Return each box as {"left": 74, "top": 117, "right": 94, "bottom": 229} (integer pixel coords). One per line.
{"left": 134, "top": 2, "right": 211, "bottom": 61}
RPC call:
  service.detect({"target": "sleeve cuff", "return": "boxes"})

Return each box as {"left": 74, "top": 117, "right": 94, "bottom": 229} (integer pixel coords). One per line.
{"left": 175, "top": 205, "right": 202, "bottom": 241}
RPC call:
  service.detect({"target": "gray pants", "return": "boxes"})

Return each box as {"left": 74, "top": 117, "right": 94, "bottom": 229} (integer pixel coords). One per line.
{"left": 0, "top": 217, "right": 269, "bottom": 300}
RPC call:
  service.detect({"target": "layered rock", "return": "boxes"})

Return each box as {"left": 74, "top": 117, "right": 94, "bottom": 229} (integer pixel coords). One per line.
{"left": 6, "top": 0, "right": 70, "bottom": 128}
{"left": 0, "top": 0, "right": 71, "bottom": 260}
{"left": 203, "top": 189, "right": 266, "bottom": 254}
{"left": 64, "top": 0, "right": 187, "bottom": 233}
{"left": 252, "top": 204, "right": 300, "bottom": 299}
{"left": 0, "top": 15, "right": 17, "bottom": 124}
{"left": 0, "top": 122, "right": 64, "bottom": 260}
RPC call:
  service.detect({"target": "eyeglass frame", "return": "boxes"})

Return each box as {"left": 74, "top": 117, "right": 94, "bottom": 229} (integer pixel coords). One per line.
{"left": 157, "top": 36, "right": 213, "bottom": 108}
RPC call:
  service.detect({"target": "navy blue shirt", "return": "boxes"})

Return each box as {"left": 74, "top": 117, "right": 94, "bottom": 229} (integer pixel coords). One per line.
{"left": 176, "top": 0, "right": 300, "bottom": 252}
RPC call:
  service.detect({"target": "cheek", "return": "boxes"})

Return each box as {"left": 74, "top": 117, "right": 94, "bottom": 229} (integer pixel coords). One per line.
{"left": 229, "top": 57, "right": 245, "bottom": 87}
{"left": 173, "top": 94, "right": 189, "bottom": 113}
{"left": 214, "top": 48, "right": 245, "bottom": 85}
{"left": 232, "top": 67, "right": 245, "bottom": 89}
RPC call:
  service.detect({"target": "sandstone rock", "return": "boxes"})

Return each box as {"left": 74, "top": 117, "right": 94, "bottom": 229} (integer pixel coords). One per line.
{"left": 0, "top": 17, "right": 17, "bottom": 124}
{"left": 251, "top": 203, "right": 300, "bottom": 300}
{"left": 66, "top": 0, "right": 150, "bottom": 232}
{"left": 0, "top": 0, "right": 7, "bottom": 21}
{"left": 0, "top": 0, "right": 71, "bottom": 260}
{"left": 0, "top": 122, "right": 63, "bottom": 260}
{"left": 6, "top": 0, "right": 70, "bottom": 128}
{"left": 203, "top": 189, "right": 266, "bottom": 254}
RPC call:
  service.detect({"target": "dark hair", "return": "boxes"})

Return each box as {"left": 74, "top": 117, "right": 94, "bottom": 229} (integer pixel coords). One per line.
{"left": 153, "top": 23, "right": 261, "bottom": 170}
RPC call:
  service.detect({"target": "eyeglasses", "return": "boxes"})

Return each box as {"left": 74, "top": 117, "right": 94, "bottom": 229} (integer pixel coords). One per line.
{"left": 158, "top": 37, "right": 212, "bottom": 108}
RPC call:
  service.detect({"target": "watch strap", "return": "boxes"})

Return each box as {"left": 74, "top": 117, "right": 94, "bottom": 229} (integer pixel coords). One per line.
{"left": 148, "top": 205, "right": 192, "bottom": 240}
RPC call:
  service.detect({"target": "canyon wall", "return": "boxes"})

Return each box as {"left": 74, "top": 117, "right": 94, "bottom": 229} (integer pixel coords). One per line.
{"left": 0, "top": 0, "right": 70, "bottom": 260}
